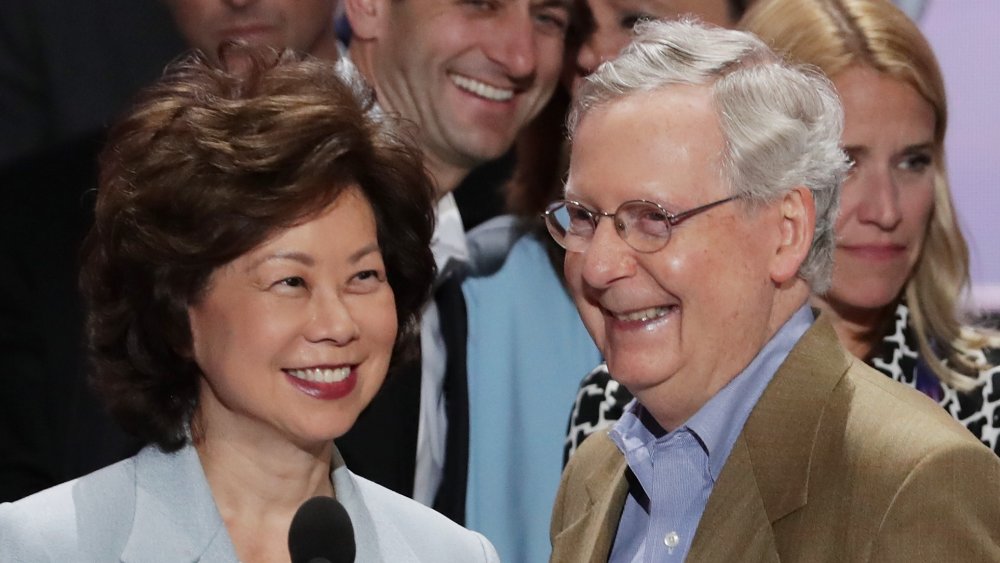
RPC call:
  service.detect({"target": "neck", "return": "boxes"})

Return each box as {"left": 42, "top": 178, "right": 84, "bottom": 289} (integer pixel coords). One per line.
{"left": 194, "top": 429, "right": 335, "bottom": 515}
{"left": 810, "top": 295, "right": 893, "bottom": 359}
{"left": 191, "top": 407, "right": 335, "bottom": 562}
{"left": 348, "top": 43, "right": 467, "bottom": 199}
{"left": 308, "top": 28, "right": 343, "bottom": 63}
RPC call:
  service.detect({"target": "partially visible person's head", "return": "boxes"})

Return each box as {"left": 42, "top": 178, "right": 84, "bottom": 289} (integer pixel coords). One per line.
{"left": 345, "top": 0, "right": 570, "bottom": 193}
{"left": 165, "top": 0, "right": 341, "bottom": 63}
{"left": 83, "top": 50, "right": 435, "bottom": 451}
{"left": 565, "top": 0, "right": 754, "bottom": 91}
{"left": 553, "top": 20, "right": 845, "bottom": 428}
{"left": 508, "top": 0, "right": 756, "bottom": 217}
{"left": 743, "top": 0, "right": 981, "bottom": 386}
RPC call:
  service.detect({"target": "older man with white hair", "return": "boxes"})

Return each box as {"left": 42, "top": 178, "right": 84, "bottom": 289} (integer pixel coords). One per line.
{"left": 547, "top": 19, "right": 1000, "bottom": 562}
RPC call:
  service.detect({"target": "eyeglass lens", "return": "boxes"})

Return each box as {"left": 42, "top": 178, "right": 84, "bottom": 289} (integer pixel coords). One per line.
{"left": 546, "top": 201, "right": 673, "bottom": 253}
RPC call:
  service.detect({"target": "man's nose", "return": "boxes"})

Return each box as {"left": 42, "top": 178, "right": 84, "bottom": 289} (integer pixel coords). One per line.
{"left": 485, "top": 11, "right": 538, "bottom": 80}
{"left": 580, "top": 218, "right": 637, "bottom": 289}
{"left": 574, "top": 31, "right": 627, "bottom": 79}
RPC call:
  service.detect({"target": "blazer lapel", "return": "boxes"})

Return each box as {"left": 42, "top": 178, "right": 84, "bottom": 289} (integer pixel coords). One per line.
{"left": 687, "top": 435, "right": 779, "bottom": 563}
{"left": 550, "top": 437, "right": 629, "bottom": 563}
{"left": 331, "top": 448, "right": 420, "bottom": 561}
{"left": 688, "top": 316, "right": 851, "bottom": 562}
{"left": 120, "top": 446, "right": 235, "bottom": 563}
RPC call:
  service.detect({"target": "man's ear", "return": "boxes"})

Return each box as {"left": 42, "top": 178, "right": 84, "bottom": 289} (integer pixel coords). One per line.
{"left": 770, "top": 186, "right": 816, "bottom": 284}
{"left": 345, "top": 0, "right": 384, "bottom": 40}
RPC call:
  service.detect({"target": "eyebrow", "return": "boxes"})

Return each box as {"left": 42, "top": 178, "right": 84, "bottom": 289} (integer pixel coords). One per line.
{"left": 902, "top": 142, "right": 934, "bottom": 153}
{"left": 246, "top": 251, "right": 314, "bottom": 272}
{"left": 348, "top": 242, "right": 382, "bottom": 263}
{"left": 534, "top": 0, "right": 572, "bottom": 11}
{"left": 245, "top": 242, "right": 381, "bottom": 272}
{"left": 842, "top": 141, "right": 934, "bottom": 155}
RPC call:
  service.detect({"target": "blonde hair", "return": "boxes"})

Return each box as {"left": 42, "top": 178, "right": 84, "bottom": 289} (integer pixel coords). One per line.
{"left": 742, "top": 0, "right": 997, "bottom": 390}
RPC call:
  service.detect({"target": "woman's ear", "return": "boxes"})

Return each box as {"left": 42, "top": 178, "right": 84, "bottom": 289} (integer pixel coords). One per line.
{"left": 770, "top": 186, "right": 816, "bottom": 284}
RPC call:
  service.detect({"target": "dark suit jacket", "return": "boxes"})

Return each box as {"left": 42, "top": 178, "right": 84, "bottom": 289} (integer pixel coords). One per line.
{"left": 550, "top": 316, "right": 1000, "bottom": 562}
{"left": 0, "top": 0, "right": 183, "bottom": 164}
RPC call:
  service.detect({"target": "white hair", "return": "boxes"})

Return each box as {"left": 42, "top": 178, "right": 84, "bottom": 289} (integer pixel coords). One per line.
{"left": 568, "top": 19, "right": 848, "bottom": 291}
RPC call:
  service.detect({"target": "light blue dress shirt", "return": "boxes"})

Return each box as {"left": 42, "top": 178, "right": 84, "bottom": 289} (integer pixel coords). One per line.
{"left": 608, "top": 305, "right": 814, "bottom": 562}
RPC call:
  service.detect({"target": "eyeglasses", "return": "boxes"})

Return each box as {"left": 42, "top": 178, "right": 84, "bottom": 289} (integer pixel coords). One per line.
{"left": 543, "top": 196, "right": 739, "bottom": 253}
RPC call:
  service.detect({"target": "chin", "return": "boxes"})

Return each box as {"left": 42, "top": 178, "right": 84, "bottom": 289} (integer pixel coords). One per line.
{"left": 605, "top": 352, "right": 675, "bottom": 395}
{"left": 822, "top": 286, "right": 903, "bottom": 318}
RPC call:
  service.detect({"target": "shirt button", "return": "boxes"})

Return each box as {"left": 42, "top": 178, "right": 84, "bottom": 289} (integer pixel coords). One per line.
{"left": 664, "top": 531, "right": 680, "bottom": 549}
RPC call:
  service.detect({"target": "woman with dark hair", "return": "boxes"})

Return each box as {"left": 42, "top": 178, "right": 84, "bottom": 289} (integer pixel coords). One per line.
{"left": 0, "top": 50, "right": 498, "bottom": 562}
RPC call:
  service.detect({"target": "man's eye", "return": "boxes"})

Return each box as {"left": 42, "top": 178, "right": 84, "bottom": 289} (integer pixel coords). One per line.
{"left": 536, "top": 9, "right": 570, "bottom": 34}
{"left": 463, "top": 0, "right": 498, "bottom": 11}
{"left": 621, "top": 13, "right": 653, "bottom": 30}
{"left": 843, "top": 150, "right": 859, "bottom": 174}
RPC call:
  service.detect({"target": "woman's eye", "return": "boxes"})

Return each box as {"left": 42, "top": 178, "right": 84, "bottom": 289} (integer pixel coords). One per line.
{"left": 278, "top": 276, "right": 306, "bottom": 288}
{"left": 351, "top": 269, "right": 387, "bottom": 291}
{"left": 899, "top": 152, "right": 932, "bottom": 173}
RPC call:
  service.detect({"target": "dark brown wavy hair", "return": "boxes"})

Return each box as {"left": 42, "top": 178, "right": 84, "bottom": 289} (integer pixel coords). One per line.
{"left": 81, "top": 48, "right": 436, "bottom": 451}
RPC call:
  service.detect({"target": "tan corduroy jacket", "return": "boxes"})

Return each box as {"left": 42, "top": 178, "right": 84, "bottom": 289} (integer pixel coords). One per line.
{"left": 550, "top": 316, "right": 1000, "bottom": 562}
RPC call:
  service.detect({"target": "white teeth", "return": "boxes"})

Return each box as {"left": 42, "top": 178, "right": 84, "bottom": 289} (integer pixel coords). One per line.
{"left": 449, "top": 73, "right": 514, "bottom": 101}
{"left": 614, "top": 306, "right": 671, "bottom": 322}
{"left": 287, "top": 367, "right": 350, "bottom": 383}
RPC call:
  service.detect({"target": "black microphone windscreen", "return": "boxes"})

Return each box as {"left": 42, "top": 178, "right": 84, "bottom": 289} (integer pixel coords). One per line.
{"left": 288, "top": 496, "right": 356, "bottom": 563}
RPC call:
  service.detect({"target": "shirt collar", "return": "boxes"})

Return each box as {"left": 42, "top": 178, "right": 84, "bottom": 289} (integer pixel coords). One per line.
{"left": 610, "top": 304, "right": 815, "bottom": 481}
{"left": 432, "top": 192, "right": 469, "bottom": 280}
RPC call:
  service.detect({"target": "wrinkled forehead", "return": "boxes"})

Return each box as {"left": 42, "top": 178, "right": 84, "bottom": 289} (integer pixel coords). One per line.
{"left": 566, "top": 86, "right": 727, "bottom": 207}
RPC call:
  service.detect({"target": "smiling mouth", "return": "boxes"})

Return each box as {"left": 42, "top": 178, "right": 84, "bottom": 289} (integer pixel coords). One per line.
{"left": 285, "top": 367, "right": 351, "bottom": 383}
{"left": 448, "top": 73, "right": 514, "bottom": 102}
{"left": 611, "top": 305, "right": 676, "bottom": 323}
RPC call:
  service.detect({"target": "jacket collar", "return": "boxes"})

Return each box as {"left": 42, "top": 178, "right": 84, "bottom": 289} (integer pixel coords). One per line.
{"left": 118, "top": 444, "right": 426, "bottom": 562}
{"left": 330, "top": 447, "right": 420, "bottom": 561}
{"left": 687, "top": 315, "right": 852, "bottom": 561}
{"left": 552, "top": 315, "right": 853, "bottom": 563}
{"left": 120, "top": 445, "right": 235, "bottom": 563}
{"left": 550, "top": 439, "right": 629, "bottom": 563}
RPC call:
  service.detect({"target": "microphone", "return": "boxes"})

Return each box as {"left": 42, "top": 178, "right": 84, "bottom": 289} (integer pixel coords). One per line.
{"left": 288, "top": 496, "right": 357, "bottom": 563}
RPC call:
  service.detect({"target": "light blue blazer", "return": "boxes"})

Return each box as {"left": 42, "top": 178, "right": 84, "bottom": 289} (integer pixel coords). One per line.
{"left": 0, "top": 444, "right": 499, "bottom": 562}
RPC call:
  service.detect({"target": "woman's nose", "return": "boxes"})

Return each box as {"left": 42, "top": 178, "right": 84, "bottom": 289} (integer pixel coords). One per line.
{"left": 304, "top": 290, "right": 360, "bottom": 346}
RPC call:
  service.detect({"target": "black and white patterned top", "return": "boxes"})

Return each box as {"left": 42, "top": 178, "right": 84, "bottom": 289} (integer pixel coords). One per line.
{"left": 563, "top": 303, "right": 1000, "bottom": 464}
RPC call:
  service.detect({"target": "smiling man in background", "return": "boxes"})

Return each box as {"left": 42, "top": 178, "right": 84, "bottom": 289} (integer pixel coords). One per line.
{"left": 335, "top": 0, "right": 569, "bottom": 524}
